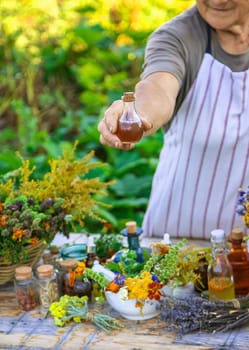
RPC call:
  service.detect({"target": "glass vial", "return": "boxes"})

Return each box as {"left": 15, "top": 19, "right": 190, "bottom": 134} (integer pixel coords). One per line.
{"left": 36, "top": 264, "right": 59, "bottom": 309}
{"left": 86, "top": 236, "right": 97, "bottom": 268}
{"left": 194, "top": 251, "right": 208, "bottom": 292}
{"left": 228, "top": 227, "right": 249, "bottom": 296}
{"left": 208, "top": 229, "right": 235, "bottom": 301}
{"left": 116, "top": 92, "right": 143, "bottom": 143}
{"left": 14, "top": 266, "right": 39, "bottom": 311}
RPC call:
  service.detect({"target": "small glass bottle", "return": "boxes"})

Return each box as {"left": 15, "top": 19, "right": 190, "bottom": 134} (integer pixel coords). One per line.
{"left": 86, "top": 236, "right": 97, "bottom": 268}
{"left": 208, "top": 229, "right": 235, "bottom": 301}
{"left": 116, "top": 92, "right": 143, "bottom": 143}
{"left": 14, "top": 266, "right": 40, "bottom": 311}
{"left": 36, "top": 264, "right": 59, "bottom": 309}
{"left": 113, "top": 221, "right": 151, "bottom": 263}
{"left": 194, "top": 251, "right": 208, "bottom": 292}
{"left": 58, "top": 259, "right": 92, "bottom": 299}
{"left": 228, "top": 227, "right": 249, "bottom": 296}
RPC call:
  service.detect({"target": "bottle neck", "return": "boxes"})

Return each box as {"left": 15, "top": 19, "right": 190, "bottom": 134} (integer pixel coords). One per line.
{"left": 123, "top": 101, "right": 136, "bottom": 120}
{"left": 211, "top": 241, "right": 228, "bottom": 259}
{"left": 127, "top": 235, "right": 140, "bottom": 250}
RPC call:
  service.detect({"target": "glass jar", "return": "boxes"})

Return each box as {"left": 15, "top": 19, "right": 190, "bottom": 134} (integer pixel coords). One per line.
{"left": 58, "top": 259, "right": 92, "bottom": 299}
{"left": 14, "top": 266, "right": 40, "bottom": 311}
{"left": 36, "top": 264, "right": 59, "bottom": 309}
{"left": 228, "top": 227, "right": 249, "bottom": 296}
{"left": 208, "top": 229, "right": 235, "bottom": 301}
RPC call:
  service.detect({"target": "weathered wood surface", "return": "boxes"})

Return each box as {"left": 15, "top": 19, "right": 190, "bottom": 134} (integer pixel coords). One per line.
{"left": 0, "top": 282, "right": 249, "bottom": 350}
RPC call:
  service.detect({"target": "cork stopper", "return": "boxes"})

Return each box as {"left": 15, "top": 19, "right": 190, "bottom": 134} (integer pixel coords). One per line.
{"left": 122, "top": 92, "right": 135, "bottom": 102}
{"left": 15, "top": 266, "right": 32, "bottom": 281}
{"left": 231, "top": 227, "right": 243, "bottom": 240}
{"left": 59, "top": 258, "right": 78, "bottom": 270}
{"left": 37, "top": 264, "right": 54, "bottom": 279}
{"left": 125, "top": 221, "right": 137, "bottom": 234}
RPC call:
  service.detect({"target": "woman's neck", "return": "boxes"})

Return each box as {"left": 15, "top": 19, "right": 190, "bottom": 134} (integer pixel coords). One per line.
{"left": 216, "top": 24, "right": 249, "bottom": 54}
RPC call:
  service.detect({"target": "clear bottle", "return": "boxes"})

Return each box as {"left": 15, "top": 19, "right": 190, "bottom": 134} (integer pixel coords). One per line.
{"left": 228, "top": 227, "right": 249, "bottom": 296}
{"left": 208, "top": 229, "right": 235, "bottom": 301}
{"left": 116, "top": 92, "right": 143, "bottom": 143}
{"left": 14, "top": 266, "right": 40, "bottom": 311}
{"left": 36, "top": 264, "right": 59, "bottom": 309}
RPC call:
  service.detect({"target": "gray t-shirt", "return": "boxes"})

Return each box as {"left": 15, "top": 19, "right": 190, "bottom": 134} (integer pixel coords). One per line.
{"left": 141, "top": 5, "right": 249, "bottom": 116}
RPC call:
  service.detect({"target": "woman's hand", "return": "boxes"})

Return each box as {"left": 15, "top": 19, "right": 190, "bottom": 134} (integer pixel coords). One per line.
{"left": 97, "top": 99, "right": 153, "bottom": 150}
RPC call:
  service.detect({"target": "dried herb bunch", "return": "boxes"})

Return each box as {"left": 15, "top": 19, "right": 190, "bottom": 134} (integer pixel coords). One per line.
{"left": 160, "top": 295, "right": 249, "bottom": 334}
{"left": 143, "top": 240, "right": 211, "bottom": 287}
{"left": 0, "top": 142, "right": 113, "bottom": 263}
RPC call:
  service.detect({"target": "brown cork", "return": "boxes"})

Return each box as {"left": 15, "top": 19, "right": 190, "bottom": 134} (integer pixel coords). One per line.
{"left": 37, "top": 264, "right": 54, "bottom": 279}
{"left": 231, "top": 227, "right": 243, "bottom": 240}
{"left": 15, "top": 266, "right": 32, "bottom": 281}
{"left": 59, "top": 259, "right": 78, "bottom": 270}
{"left": 125, "top": 221, "right": 137, "bottom": 234}
{"left": 122, "top": 92, "right": 135, "bottom": 102}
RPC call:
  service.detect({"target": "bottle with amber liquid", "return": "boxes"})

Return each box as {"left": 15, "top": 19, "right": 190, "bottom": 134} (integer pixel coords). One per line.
{"left": 208, "top": 229, "right": 235, "bottom": 301}
{"left": 116, "top": 92, "right": 143, "bottom": 143}
{"left": 228, "top": 227, "right": 249, "bottom": 297}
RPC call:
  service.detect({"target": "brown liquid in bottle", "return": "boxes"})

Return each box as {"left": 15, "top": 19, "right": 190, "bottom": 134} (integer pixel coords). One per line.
{"left": 228, "top": 227, "right": 249, "bottom": 296}
{"left": 116, "top": 92, "right": 143, "bottom": 143}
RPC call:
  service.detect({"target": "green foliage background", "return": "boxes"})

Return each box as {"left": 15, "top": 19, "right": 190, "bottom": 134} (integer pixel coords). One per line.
{"left": 0, "top": 0, "right": 194, "bottom": 233}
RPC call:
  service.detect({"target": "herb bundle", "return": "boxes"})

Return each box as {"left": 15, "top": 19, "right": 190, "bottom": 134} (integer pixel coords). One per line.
{"left": 0, "top": 141, "right": 113, "bottom": 263}
{"left": 159, "top": 295, "right": 249, "bottom": 334}
{"left": 49, "top": 295, "right": 123, "bottom": 332}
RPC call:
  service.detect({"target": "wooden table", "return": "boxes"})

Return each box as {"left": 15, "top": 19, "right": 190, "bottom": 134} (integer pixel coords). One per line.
{"left": 0, "top": 234, "right": 248, "bottom": 350}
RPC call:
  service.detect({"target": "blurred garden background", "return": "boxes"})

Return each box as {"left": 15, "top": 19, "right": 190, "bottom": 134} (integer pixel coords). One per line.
{"left": 0, "top": 0, "right": 194, "bottom": 234}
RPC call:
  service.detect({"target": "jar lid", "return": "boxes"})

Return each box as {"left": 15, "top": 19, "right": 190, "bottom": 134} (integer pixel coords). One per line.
{"left": 37, "top": 264, "right": 54, "bottom": 278}
{"left": 59, "top": 258, "right": 78, "bottom": 270}
{"left": 231, "top": 227, "right": 243, "bottom": 240}
{"left": 15, "top": 266, "right": 32, "bottom": 280}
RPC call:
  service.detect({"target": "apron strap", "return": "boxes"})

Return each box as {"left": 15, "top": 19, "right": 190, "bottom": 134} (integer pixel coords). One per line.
{"left": 206, "top": 24, "right": 212, "bottom": 54}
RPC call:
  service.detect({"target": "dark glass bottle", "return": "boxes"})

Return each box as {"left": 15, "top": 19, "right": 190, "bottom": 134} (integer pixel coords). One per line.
{"left": 113, "top": 221, "right": 151, "bottom": 263}
{"left": 194, "top": 251, "right": 208, "bottom": 292}
{"left": 58, "top": 259, "right": 92, "bottom": 300}
{"left": 86, "top": 237, "right": 97, "bottom": 268}
{"left": 116, "top": 92, "right": 143, "bottom": 143}
{"left": 228, "top": 227, "right": 249, "bottom": 296}
{"left": 208, "top": 229, "right": 235, "bottom": 301}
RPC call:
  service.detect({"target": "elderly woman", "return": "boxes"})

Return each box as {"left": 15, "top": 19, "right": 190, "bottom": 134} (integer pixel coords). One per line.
{"left": 98, "top": 0, "right": 249, "bottom": 240}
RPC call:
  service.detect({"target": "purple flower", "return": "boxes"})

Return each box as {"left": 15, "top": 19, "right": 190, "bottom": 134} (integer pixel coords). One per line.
{"left": 113, "top": 274, "right": 126, "bottom": 286}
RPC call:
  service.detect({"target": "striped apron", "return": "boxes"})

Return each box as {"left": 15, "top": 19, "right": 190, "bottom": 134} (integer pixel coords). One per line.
{"left": 142, "top": 51, "right": 249, "bottom": 240}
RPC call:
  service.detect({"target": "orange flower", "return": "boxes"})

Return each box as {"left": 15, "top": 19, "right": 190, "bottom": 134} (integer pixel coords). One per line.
{"left": 0, "top": 214, "right": 7, "bottom": 227}
{"left": 75, "top": 261, "right": 86, "bottom": 277}
{"left": 0, "top": 202, "right": 4, "bottom": 212}
{"left": 106, "top": 281, "right": 120, "bottom": 293}
{"left": 31, "top": 237, "right": 40, "bottom": 246}
{"left": 69, "top": 269, "right": 76, "bottom": 287}
{"left": 43, "top": 222, "right": 50, "bottom": 230}
{"left": 12, "top": 229, "right": 27, "bottom": 241}
{"left": 147, "top": 281, "right": 163, "bottom": 301}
